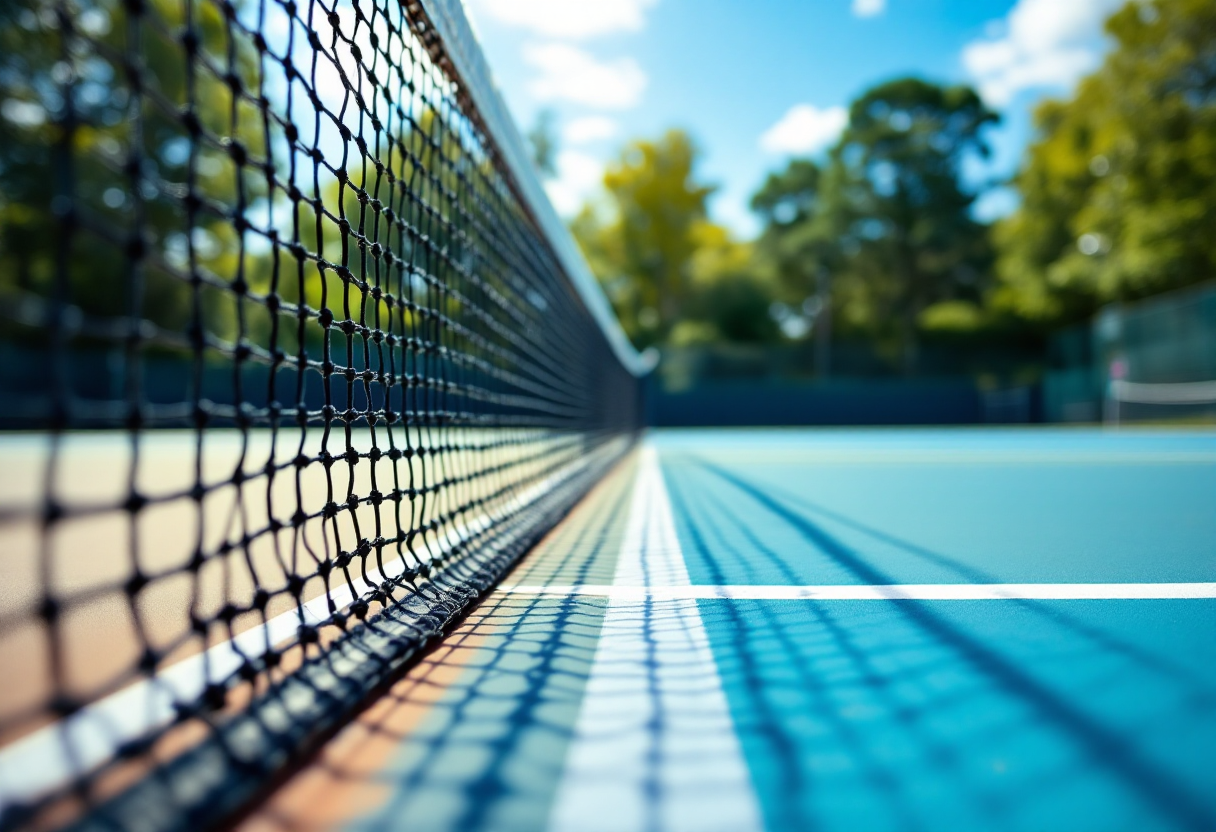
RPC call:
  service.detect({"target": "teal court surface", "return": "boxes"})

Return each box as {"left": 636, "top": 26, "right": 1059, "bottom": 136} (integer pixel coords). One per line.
{"left": 243, "top": 429, "right": 1216, "bottom": 832}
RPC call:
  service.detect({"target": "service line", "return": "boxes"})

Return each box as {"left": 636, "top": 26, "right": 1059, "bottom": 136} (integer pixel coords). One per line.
{"left": 499, "top": 583, "right": 1216, "bottom": 601}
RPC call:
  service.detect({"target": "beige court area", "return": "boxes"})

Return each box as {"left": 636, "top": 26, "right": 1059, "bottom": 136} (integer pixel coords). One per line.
{"left": 0, "top": 428, "right": 595, "bottom": 748}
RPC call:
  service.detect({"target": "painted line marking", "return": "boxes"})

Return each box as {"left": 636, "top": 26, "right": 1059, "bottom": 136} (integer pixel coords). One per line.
{"left": 500, "top": 583, "right": 1216, "bottom": 601}
{"left": 660, "top": 450, "right": 1216, "bottom": 465}
{"left": 547, "top": 445, "right": 763, "bottom": 832}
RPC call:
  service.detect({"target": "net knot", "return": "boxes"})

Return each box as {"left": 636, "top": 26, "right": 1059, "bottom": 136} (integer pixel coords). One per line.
{"left": 202, "top": 684, "right": 226, "bottom": 711}
{"left": 139, "top": 648, "right": 160, "bottom": 673}
{"left": 125, "top": 571, "right": 148, "bottom": 595}
{"left": 224, "top": 138, "right": 247, "bottom": 165}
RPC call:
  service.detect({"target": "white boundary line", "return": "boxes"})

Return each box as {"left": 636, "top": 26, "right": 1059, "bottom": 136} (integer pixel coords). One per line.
{"left": 500, "top": 583, "right": 1216, "bottom": 601}
{"left": 547, "top": 446, "right": 763, "bottom": 832}
{"left": 659, "top": 450, "right": 1216, "bottom": 465}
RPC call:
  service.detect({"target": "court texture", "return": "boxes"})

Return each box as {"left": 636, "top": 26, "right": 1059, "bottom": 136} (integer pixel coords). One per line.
{"left": 226, "top": 427, "right": 1216, "bottom": 832}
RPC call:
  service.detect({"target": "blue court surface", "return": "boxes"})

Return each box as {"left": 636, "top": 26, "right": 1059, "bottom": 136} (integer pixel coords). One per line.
{"left": 243, "top": 429, "right": 1216, "bottom": 832}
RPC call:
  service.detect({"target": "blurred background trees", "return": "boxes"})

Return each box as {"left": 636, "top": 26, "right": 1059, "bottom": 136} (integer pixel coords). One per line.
{"left": 0, "top": 0, "right": 265, "bottom": 342}
{"left": 569, "top": 0, "right": 1215, "bottom": 382}
{"left": 570, "top": 130, "right": 777, "bottom": 350}
{"left": 991, "top": 0, "right": 1216, "bottom": 325}
{"left": 828, "top": 79, "right": 997, "bottom": 373}
{"left": 3, "top": 0, "right": 1210, "bottom": 395}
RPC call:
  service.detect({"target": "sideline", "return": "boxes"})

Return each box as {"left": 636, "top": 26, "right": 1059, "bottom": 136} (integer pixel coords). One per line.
{"left": 546, "top": 445, "right": 763, "bottom": 832}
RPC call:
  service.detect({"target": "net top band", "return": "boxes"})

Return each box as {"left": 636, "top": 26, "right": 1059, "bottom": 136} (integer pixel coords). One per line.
{"left": 414, "top": 0, "right": 656, "bottom": 378}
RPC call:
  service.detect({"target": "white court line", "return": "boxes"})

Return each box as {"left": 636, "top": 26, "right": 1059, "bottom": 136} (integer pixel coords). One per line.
{"left": 659, "top": 450, "right": 1216, "bottom": 465}
{"left": 500, "top": 583, "right": 1216, "bottom": 601}
{"left": 547, "top": 446, "right": 763, "bottom": 832}
{"left": 0, "top": 446, "right": 621, "bottom": 815}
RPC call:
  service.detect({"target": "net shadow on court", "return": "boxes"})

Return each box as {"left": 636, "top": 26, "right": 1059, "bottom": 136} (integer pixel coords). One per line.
{"left": 229, "top": 445, "right": 1216, "bottom": 832}
{"left": 666, "top": 461, "right": 1216, "bottom": 832}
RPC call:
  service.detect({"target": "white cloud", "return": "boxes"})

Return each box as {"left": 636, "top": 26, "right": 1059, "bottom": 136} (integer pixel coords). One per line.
{"left": 544, "top": 150, "right": 604, "bottom": 216}
{"left": 525, "top": 44, "right": 647, "bottom": 109}
{"left": 962, "top": 0, "right": 1124, "bottom": 106}
{"left": 563, "top": 115, "right": 619, "bottom": 145}
{"left": 759, "top": 104, "right": 848, "bottom": 156}
{"left": 471, "top": 0, "right": 657, "bottom": 40}
{"left": 852, "top": 0, "right": 885, "bottom": 19}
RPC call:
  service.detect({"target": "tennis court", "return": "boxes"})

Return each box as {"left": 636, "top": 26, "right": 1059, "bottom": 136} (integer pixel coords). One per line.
{"left": 235, "top": 428, "right": 1216, "bottom": 832}
{"left": 2, "top": 0, "right": 1215, "bottom": 829}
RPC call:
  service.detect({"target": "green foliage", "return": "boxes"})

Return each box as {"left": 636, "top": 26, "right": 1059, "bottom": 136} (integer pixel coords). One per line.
{"left": 571, "top": 0, "right": 1213, "bottom": 368}
{"left": 574, "top": 130, "right": 720, "bottom": 347}
{"left": 752, "top": 78, "right": 997, "bottom": 370}
{"left": 0, "top": 0, "right": 479, "bottom": 366}
{"left": 993, "top": 0, "right": 1216, "bottom": 324}
{"left": 0, "top": 0, "right": 265, "bottom": 345}
{"left": 603, "top": 130, "right": 716, "bottom": 340}
{"left": 837, "top": 79, "right": 997, "bottom": 364}
{"left": 751, "top": 159, "right": 841, "bottom": 302}
{"left": 918, "top": 299, "right": 987, "bottom": 333}
{"left": 685, "top": 221, "right": 779, "bottom": 345}
{"left": 688, "top": 275, "right": 781, "bottom": 344}
{"left": 572, "top": 129, "right": 785, "bottom": 349}
{"left": 573, "top": 2, "right": 1213, "bottom": 370}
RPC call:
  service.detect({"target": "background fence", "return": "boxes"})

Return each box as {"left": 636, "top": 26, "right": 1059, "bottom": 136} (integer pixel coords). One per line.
{"left": 1044, "top": 281, "right": 1216, "bottom": 424}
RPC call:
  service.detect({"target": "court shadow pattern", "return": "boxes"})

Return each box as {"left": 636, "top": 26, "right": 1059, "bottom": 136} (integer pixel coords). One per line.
{"left": 664, "top": 457, "right": 1216, "bottom": 832}
{"left": 228, "top": 450, "right": 1216, "bottom": 832}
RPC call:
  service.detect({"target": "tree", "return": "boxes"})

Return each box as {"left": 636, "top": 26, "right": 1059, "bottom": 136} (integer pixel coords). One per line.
{"left": 572, "top": 129, "right": 782, "bottom": 349}
{"left": 681, "top": 222, "right": 778, "bottom": 346}
{"left": 833, "top": 78, "right": 998, "bottom": 371}
{"left": 751, "top": 78, "right": 997, "bottom": 372}
{"left": 752, "top": 159, "right": 839, "bottom": 299}
{"left": 0, "top": 1, "right": 475, "bottom": 368}
{"left": 993, "top": 0, "right": 1216, "bottom": 324}
{"left": 751, "top": 159, "right": 842, "bottom": 373}
{"left": 571, "top": 130, "right": 716, "bottom": 347}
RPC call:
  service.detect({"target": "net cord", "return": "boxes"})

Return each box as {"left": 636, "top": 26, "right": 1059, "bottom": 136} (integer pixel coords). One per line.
{"left": 413, "top": 0, "right": 656, "bottom": 379}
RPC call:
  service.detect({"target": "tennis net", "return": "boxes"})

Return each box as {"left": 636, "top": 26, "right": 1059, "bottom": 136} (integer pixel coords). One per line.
{"left": 1105, "top": 379, "right": 1216, "bottom": 424}
{"left": 0, "top": 0, "right": 648, "bottom": 828}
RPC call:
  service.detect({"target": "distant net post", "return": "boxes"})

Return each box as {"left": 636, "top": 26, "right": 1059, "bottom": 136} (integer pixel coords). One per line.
{"left": 1104, "top": 356, "right": 1128, "bottom": 427}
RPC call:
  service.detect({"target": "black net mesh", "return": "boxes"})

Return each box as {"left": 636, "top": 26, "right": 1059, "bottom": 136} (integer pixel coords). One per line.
{"left": 0, "top": 0, "right": 641, "bottom": 827}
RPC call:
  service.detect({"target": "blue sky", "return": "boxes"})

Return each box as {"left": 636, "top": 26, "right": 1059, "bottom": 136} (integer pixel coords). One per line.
{"left": 463, "top": 0, "right": 1125, "bottom": 238}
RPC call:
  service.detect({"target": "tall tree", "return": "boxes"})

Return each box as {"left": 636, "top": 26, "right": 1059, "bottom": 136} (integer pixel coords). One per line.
{"left": 571, "top": 129, "right": 715, "bottom": 347}
{"left": 833, "top": 78, "right": 997, "bottom": 371}
{"left": 752, "top": 159, "right": 839, "bottom": 298}
{"left": 751, "top": 159, "right": 842, "bottom": 373}
{"left": 993, "top": 0, "right": 1216, "bottom": 324}
{"left": 751, "top": 78, "right": 997, "bottom": 372}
